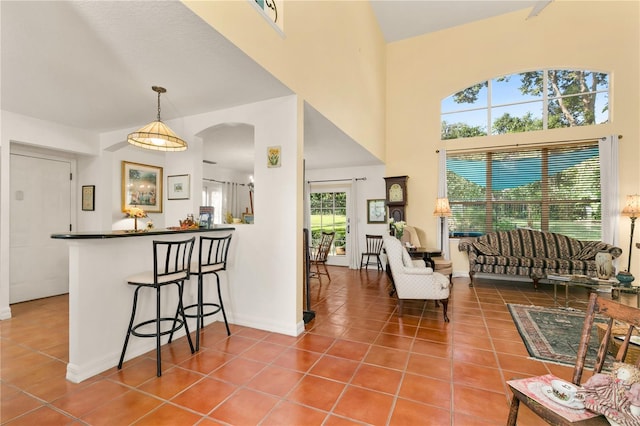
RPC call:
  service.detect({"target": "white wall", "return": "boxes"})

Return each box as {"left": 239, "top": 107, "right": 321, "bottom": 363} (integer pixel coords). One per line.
{"left": 0, "top": 96, "right": 304, "bottom": 335}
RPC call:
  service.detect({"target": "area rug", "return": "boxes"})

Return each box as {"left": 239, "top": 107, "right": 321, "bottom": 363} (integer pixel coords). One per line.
{"left": 507, "top": 304, "right": 609, "bottom": 367}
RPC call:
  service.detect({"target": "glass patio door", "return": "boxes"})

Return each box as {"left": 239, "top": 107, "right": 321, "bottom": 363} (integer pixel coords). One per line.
{"left": 309, "top": 186, "right": 350, "bottom": 267}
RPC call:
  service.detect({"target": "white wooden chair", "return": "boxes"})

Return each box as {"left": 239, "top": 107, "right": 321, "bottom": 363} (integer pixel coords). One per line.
{"left": 383, "top": 236, "right": 451, "bottom": 321}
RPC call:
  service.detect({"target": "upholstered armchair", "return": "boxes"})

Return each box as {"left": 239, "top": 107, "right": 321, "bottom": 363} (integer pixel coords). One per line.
{"left": 383, "top": 236, "right": 451, "bottom": 321}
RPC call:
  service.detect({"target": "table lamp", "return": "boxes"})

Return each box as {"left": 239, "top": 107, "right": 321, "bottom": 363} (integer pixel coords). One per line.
{"left": 620, "top": 194, "right": 640, "bottom": 283}
{"left": 433, "top": 197, "right": 452, "bottom": 252}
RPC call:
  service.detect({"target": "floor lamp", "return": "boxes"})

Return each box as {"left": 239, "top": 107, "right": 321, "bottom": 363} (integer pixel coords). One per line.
{"left": 433, "top": 197, "right": 452, "bottom": 253}
{"left": 620, "top": 194, "right": 640, "bottom": 282}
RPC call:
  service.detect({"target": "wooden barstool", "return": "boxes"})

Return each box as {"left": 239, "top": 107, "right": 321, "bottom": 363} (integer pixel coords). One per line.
{"left": 118, "top": 237, "right": 196, "bottom": 377}
{"left": 170, "top": 234, "right": 232, "bottom": 351}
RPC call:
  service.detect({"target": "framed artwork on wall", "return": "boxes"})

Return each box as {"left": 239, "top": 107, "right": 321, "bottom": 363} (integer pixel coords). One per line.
{"left": 367, "top": 199, "right": 386, "bottom": 223}
{"left": 267, "top": 146, "right": 281, "bottom": 168}
{"left": 82, "top": 185, "right": 95, "bottom": 211}
{"left": 167, "top": 174, "right": 190, "bottom": 200}
{"left": 121, "top": 161, "right": 163, "bottom": 213}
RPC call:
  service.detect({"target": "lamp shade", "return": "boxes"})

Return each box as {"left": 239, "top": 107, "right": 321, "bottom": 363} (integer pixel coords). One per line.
{"left": 127, "top": 86, "right": 188, "bottom": 152}
{"left": 433, "top": 197, "right": 452, "bottom": 217}
{"left": 127, "top": 120, "right": 187, "bottom": 151}
{"left": 621, "top": 194, "right": 640, "bottom": 217}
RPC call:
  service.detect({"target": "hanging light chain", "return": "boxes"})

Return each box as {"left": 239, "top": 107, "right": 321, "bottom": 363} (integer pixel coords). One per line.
{"left": 152, "top": 86, "right": 166, "bottom": 122}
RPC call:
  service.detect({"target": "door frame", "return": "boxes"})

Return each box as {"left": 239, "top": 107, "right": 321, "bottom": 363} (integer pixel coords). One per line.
{"left": 308, "top": 183, "right": 350, "bottom": 267}
{"left": 9, "top": 143, "right": 77, "bottom": 303}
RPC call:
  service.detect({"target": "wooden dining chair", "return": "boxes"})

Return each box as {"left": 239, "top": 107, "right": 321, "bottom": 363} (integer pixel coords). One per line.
{"left": 506, "top": 292, "right": 640, "bottom": 425}
{"left": 360, "top": 234, "right": 384, "bottom": 271}
{"left": 310, "top": 231, "right": 335, "bottom": 281}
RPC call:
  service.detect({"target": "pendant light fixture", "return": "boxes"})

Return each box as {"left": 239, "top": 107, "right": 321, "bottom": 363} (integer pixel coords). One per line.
{"left": 127, "top": 86, "right": 188, "bottom": 151}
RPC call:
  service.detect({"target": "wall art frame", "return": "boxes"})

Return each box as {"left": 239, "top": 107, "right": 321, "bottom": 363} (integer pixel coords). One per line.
{"left": 121, "top": 161, "right": 163, "bottom": 213}
{"left": 167, "top": 174, "right": 190, "bottom": 200}
{"left": 82, "top": 185, "right": 95, "bottom": 211}
{"left": 367, "top": 199, "right": 387, "bottom": 223}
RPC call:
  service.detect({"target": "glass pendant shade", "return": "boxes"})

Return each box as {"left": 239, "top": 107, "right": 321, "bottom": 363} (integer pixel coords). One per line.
{"left": 127, "top": 86, "right": 188, "bottom": 151}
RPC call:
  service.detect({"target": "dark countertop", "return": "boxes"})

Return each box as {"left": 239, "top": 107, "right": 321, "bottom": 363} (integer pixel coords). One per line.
{"left": 51, "top": 226, "right": 235, "bottom": 240}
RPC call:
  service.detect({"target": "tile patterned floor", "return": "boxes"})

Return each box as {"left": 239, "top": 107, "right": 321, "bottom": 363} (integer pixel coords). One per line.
{"left": 2, "top": 268, "right": 634, "bottom": 425}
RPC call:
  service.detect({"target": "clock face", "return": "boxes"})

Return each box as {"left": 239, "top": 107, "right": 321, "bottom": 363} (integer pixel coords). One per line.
{"left": 389, "top": 183, "right": 403, "bottom": 203}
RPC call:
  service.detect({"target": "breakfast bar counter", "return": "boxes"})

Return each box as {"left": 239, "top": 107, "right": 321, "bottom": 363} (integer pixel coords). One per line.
{"left": 51, "top": 226, "right": 235, "bottom": 383}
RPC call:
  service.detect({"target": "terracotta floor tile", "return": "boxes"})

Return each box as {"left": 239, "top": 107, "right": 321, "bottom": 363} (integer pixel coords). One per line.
{"left": 405, "top": 353, "right": 452, "bottom": 381}
{"left": 410, "top": 339, "right": 452, "bottom": 358}
{"left": 51, "top": 380, "right": 130, "bottom": 418}
{"left": 3, "top": 406, "right": 75, "bottom": 426}
{"left": 453, "top": 361, "right": 506, "bottom": 392}
{"left": 0, "top": 388, "right": 43, "bottom": 423}
{"left": 453, "top": 384, "right": 512, "bottom": 423}
{"left": 261, "top": 400, "right": 328, "bottom": 426}
{"left": 374, "top": 332, "right": 413, "bottom": 351}
{"left": 350, "top": 363, "right": 403, "bottom": 394}
{"left": 492, "top": 337, "right": 531, "bottom": 356}
{"left": 309, "top": 354, "right": 359, "bottom": 383}
{"left": 380, "top": 322, "right": 417, "bottom": 337}
{"left": 132, "top": 403, "right": 203, "bottom": 425}
{"left": 399, "top": 373, "right": 451, "bottom": 408}
{"left": 339, "top": 326, "right": 380, "bottom": 343}
{"left": 287, "top": 375, "right": 346, "bottom": 411}
{"left": 80, "top": 389, "right": 162, "bottom": 425}
{"left": 108, "top": 357, "right": 162, "bottom": 387}
{"left": 4, "top": 272, "right": 614, "bottom": 425}
{"left": 207, "top": 357, "right": 265, "bottom": 385}
{"left": 176, "top": 349, "right": 233, "bottom": 375}
{"left": 208, "top": 335, "right": 258, "bottom": 355}
{"left": 364, "top": 345, "right": 409, "bottom": 370}
{"left": 496, "top": 352, "right": 551, "bottom": 377}
{"left": 246, "top": 364, "right": 304, "bottom": 397}
{"left": 452, "top": 346, "right": 499, "bottom": 368}
{"left": 170, "top": 377, "right": 237, "bottom": 414}
{"left": 323, "top": 414, "right": 367, "bottom": 426}
{"left": 326, "top": 338, "right": 370, "bottom": 361}
{"left": 136, "top": 366, "right": 203, "bottom": 400}
{"left": 332, "top": 386, "right": 394, "bottom": 424}
{"left": 294, "top": 333, "right": 335, "bottom": 353}
{"left": 208, "top": 388, "right": 278, "bottom": 425}
{"left": 239, "top": 340, "right": 287, "bottom": 363}
{"left": 272, "top": 347, "right": 322, "bottom": 372}
{"left": 453, "top": 333, "right": 494, "bottom": 352}
{"left": 389, "top": 397, "right": 450, "bottom": 425}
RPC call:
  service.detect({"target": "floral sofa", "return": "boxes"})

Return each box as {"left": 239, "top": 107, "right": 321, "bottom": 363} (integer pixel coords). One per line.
{"left": 458, "top": 228, "right": 622, "bottom": 287}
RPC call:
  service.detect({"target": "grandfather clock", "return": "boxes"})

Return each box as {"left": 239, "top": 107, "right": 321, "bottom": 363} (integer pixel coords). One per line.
{"left": 384, "top": 176, "right": 408, "bottom": 222}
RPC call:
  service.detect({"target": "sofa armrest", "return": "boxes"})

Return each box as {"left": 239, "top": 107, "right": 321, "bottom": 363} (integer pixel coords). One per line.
{"left": 404, "top": 266, "right": 434, "bottom": 275}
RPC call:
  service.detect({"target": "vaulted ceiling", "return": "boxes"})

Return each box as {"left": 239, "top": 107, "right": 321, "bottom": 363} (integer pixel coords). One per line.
{"left": 1, "top": 1, "right": 546, "bottom": 171}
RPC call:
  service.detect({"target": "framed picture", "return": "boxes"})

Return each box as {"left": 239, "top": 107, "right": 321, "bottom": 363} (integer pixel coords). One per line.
{"left": 242, "top": 213, "right": 254, "bottom": 224}
{"left": 121, "top": 161, "right": 163, "bottom": 213}
{"left": 82, "top": 185, "right": 95, "bottom": 211}
{"left": 167, "top": 174, "right": 190, "bottom": 200}
{"left": 367, "top": 199, "right": 387, "bottom": 223}
{"left": 267, "top": 145, "right": 281, "bottom": 168}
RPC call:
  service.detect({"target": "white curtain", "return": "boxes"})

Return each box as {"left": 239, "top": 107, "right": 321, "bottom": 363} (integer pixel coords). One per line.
{"left": 437, "top": 149, "right": 450, "bottom": 259}
{"left": 223, "top": 182, "right": 240, "bottom": 220}
{"left": 348, "top": 178, "right": 360, "bottom": 269}
{"left": 600, "top": 135, "right": 619, "bottom": 246}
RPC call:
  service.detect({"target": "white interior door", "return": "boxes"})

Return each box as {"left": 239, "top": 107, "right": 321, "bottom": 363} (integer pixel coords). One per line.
{"left": 10, "top": 153, "right": 71, "bottom": 303}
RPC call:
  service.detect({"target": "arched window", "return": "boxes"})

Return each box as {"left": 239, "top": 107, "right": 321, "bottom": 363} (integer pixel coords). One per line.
{"left": 441, "top": 70, "right": 609, "bottom": 140}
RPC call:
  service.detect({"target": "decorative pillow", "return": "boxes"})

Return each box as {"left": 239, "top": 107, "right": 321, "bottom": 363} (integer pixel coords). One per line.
{"left": 573, "top": 241, "right": 611, "bottom": 260}
{"left": 473, "top": 240, "right": 501, "bottom": 256}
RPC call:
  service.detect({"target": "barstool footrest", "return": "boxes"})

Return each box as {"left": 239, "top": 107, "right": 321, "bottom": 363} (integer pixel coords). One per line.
{"left": 131, "top": 317, "right": 187, "bottom": 338}
{"left": 183, "top": 302, "right": 223, "bottom": 319}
